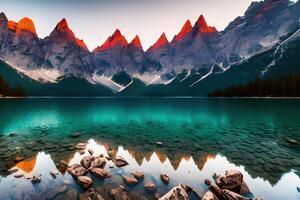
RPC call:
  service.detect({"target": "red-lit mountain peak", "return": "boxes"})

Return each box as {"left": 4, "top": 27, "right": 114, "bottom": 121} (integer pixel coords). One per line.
{"left": 7, "top": 20, "right": 17, "bottom": 31}
{"left": 95, "top": 29, "right": 128, "bottom": 52}
{"left": 130, "top": 35, "right": 142, "bottom": 48}
{"left": 75, "top": 38, "right": 88, "bottom": 50}
{"left": 194, "top": 15, "right": 217, "bottom": 34}
{"left": 151, "top": 33, "right": 169, "bottom": 49}
{"left": 173, "top": 19, "right": 193, "bottom": 42}
{"left": 16, "top": 17, "right": 37, "bottom": 35}
{"left": 52, "top": 18, "right": 76, "bottom": 38}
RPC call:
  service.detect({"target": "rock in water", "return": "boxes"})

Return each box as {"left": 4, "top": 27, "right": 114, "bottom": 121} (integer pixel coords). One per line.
{"left": 122, "top": 176, "right": 138, "bottom": 185}
{"left": 214, "top": 170, "right": 243, "bottom": 191}
{"left": 14, "top": 173, "right": 24, "bottom": 178}
{"left": 144, "top": 182, "right": 156, "bottom": 191}
{"left": 68, "top": 164, "right": 87, "bottom": 177}
{"left": 81, "top": 156, "right": 93, "bottom": 169}
{"left": 88, "top": 188, "right": 105, "bottom": 200}
{"left": 31, "top": 176, "right": 41, "bottom": 184}
{"left": 221, "top": 189, "right": 250, "bottom": 200}
{"left": 159, "top": 184, "right": 189, "bottom": 200}
{"left": 113, "top": 156, "right": 129, "bottom": 167}
{"left": 132, "top": 171, "right": 144, "bottom": 180}
{"left": 90, "top": 168, "right": 108, "bottom": 178}
{"left": 88, "top": 149, "right": 94, "bottom": 155}
{"left": 160, "top": 174, "right": 170, "bottom": 184}
{"left": 59, "top": 160, "right": 69, "bottom": 172}
{"left": 111, "top": 188, "right": 129, "bottom": 200}
{"left": 202, "top": 191, "right": 219, "bottom": 200}
{"left": 50, "top": 169, "right": 59, "bottom": 178}
{"left": 90, "top": 156, "right": 106, "bottom": 169}
{"left": 77, "top": 176, "right": 92, "bottom": 188}
{"left": 71, "top": 132, "right": 81, "bottom": 138}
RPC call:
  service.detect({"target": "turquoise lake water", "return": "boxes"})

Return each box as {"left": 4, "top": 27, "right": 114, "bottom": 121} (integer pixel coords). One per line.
{"left": 0, "top": 98, "right": 300, "bottom": 200}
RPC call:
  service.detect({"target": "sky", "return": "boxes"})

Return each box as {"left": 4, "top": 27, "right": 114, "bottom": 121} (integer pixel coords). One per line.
{"left": 0, "top": 0, "right": 255, "bottom": 50}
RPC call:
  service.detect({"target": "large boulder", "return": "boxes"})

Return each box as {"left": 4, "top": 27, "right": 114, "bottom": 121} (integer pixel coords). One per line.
{"left": 113, "top": 156, "right": 129, "bottom": 167}
{"left": 81, "top": 156, "right": 93, "bottom": 169}
{"left": 77, "top": 176, "right": 92, "bottom": 188}
{"left": 159, "top": 184, "right": 201, "bottom": 200}
{"left": 90, "top": 168, "right": 109, "bottom": 178}
{"left": 202, "top": 191, "right": 219, "bottom": 200}
{"left": 221, "top": 189, "right": 250, "bottom": 200}
{"left": 90, "top": 157, "right": 106, "bottom": 169}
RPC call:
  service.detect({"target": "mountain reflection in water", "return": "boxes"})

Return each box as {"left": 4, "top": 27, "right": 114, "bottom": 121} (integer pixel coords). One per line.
{"left": 0, "top": 139, "right": 299, "bottom": 200}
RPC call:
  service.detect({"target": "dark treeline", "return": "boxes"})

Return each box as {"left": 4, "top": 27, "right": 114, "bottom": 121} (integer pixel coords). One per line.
{"left": 0, "top": 75, "right": 25, "bottom": 97}
{"left": 209, "top": 73, "right": 300, "bottom": 97}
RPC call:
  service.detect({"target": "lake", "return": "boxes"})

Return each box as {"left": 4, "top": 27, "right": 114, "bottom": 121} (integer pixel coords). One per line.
{"left": 0, "top": 98, "right": 299, "bottom": 200}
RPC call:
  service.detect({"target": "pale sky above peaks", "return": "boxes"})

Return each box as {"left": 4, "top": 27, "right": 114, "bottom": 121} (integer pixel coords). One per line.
{"left": 0, "top": 0, "right": 256, "bottom": 50}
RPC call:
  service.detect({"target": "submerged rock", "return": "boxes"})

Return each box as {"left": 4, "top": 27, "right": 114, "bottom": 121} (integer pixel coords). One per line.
{"left": 88, "top": 188, "right": 105, "bottom": 200}
{"left": 88, "top": 149, "right": 94, "bottom": 155}
{"left": 144, "top": 182, "right": 156, "bottom": 191}
{"left": 14, "top": 173, "right": 24, "bottom": 178}
{"left": 111, "top": 187, "right": 129, "bottom": 200}
{"left": 59, "top": 160, "right": 69, "bottom": 172}
{"left": 31, "top": 176, "right": 41, "bottom": 184}
{"left": 159, "top": 184, "right": 189, "bottom": 200}
{"left": 77, "top": 176, "right": 92, "bottom": 188}
{"left": 90, "top": 168, "right": 108, "bottom": 178}
{"left": 132, "top": 171, "right": 144, "bottom": 180}
{"left": 68, "top": 164, "right": 87, "bottom": 177}
{"left": 122, "top": 176, "right": 138, "bottom": 185}
{"left": 113, "top": 156, "right": 129, "bottom": 167}
{"left": 160, "top": 174, "right": 170, "bottom": 184}
{"left": 222, "top": 189, "right": 249, "bottom": 200}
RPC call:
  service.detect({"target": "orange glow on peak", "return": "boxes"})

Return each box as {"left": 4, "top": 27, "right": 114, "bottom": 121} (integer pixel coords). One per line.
{"left": 174, "top": 19, "right": 193, "bottom": 42}
{"left": 15, "top": 156, "right": 37, "bottom": 174}
{"left": 151, "top": 33, "right": 169, "bottom": 49}
{"left": 16, "top": 17, "right": 37, "bottom": 35}
{"left": 130, "top": 35, "right": 142, "bottom": 48}
{"left": 7, "top": 20, "right": 17, "bottom": 31}
{"left": 194, "top": 15, "right": 217, "bottom": 34}
{"left": 76, "top": 38, "right": 88, "bottom": 50}
{"left": 94, "top": 29, "right": 128, "bottom": 52}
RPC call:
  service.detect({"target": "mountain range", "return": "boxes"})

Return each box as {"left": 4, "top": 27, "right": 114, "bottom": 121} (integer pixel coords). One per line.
{"left": 0, "top": 0, "right": 300, "bottom": 96}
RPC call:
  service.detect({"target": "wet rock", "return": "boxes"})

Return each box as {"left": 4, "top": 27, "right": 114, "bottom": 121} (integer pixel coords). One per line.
{"left": 90, "top": 157, "right": 106, "bottom": 169}
{"left": 222, "top": 189, "right": 249, "bottom": 200}
{"left": 111, "top": 188, "right": 129, "bottom": 200}
{"left": 107, "top": 150, "right": 117, "bottom": 160}
{"left": 79, "top": 150, "right": 85, "bottom": 155}
{"left": 50, "top": 169, "right": 59, "bottom": 178}
{"left": 88, "top": 188, "right": 105, "bottom": 200}
{"left": 68, "top": 164, "right": 87, "bottom": 177}
{"left": 160, "top": 174, "right": 170, "bottom": 184}
{"left": 31, "top": 176, "right": 41, "bottom": 184}
{"left": 8, "top": 167, "right": 18, "bottom": 174}
{"left": 71, "top": 132, "right": 81, "bottom": 138}
{"left": 14, "top": 173, "right": 24, "bottom": 178}
{"left": 132, "top": 171, "right": 144, "bottom": 180}
{"left": 122, "top": 176, "right": 138, "bottom": 185}
{"left": 88, "top": 149, "right": 94, "bottom": 155}
{"left": 76, "top": 143, "right": 86, "bottom": 150}
{"left": 64, "top": 179, "right": 71, "bottom": 185}
{"left": 9, "top": 132, "right": 17, "bottom": 137}
{"left": 77, "top": 176, "right": 92, "bottom": 188}
{"left": 156, "top": 141, "right": 163, "bottom": 145}
{"left": 144, "top": 182, "right": 156, "bottom": 191}
{"left": 159, "top": 184, "right": 189, "bottom": 200}
{"left": 25, "top": 175, "right": 33, "bottom": 179}
{"left": 90, "top": 168, "right": 108, "bottom": 178}
{"left": 204, "top": 179, "right": 222, "bottom": 199}
{"left": 113, "top": 156, "right": 129, "bottom": 167}
{"left": 81, "top": 156, "right": 93, "bottom": 169}
{"left": 59, "top": 160, "right": 69, "bottom": 172}
{"left": 214, "top": 170, "right": 243, "bottom": 191}
{"left": 202, "top": 191, "right": 219, "bottom": 200}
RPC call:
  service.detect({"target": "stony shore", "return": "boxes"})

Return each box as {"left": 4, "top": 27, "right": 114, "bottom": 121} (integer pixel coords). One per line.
{"left": 8, "top": 141, "right": 264, "bottom": 200}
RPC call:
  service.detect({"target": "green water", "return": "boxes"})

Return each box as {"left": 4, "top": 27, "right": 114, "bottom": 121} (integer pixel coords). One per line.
{"left": 0, "top": 98, "right": 300, "bottom": 200}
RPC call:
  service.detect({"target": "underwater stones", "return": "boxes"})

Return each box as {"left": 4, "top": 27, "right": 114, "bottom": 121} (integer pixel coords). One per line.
{"left": 132, "top": 171, "right": 144, "bottom": 180}
{"left": 88, "top": 188, "right": 105, "bottom": 200}
{"left": 71, "top": 132, "right": 81, "bottom": 138}
{"left": 50, "top": 169, "right": 59, "bottom": 178}
{"left": 160, "top": 174, "right": 170, "bottom": 184}
{"left": 90, "top": 168, "right": 109, "bottom": 178}
{"left": 81, "top": 156, "right": 93, "bottom": 169}
{"left": 88, "top": 149, "right": 94, "bottom": 155}
{"left": 111, "top": 187, "right": 129, "bottom": 200}
{"left": 59, "top": 160, "right": 69, "bottom": 172}
{"left": 159, "top": 184, "right": 189, "bottom": 200}
{"left": 31, "top": 176, "right": 41, "bottom": 184}
{"left": 77, "top": 176, "right": 92, "bottom": 188}
{"left": 144, "top": 182, "right": 156, "bottom": 191}
{"left": 9, "top": 132, "right": 17, "bottom": 137}
{"left": 14, "top": 173, "right": 24, "bottom": 178}
{"left": 122, "top": 176, "right": 138, "bottom": 185}
{"left": 90, "top": 156, "right": 106, "bottom": 169}
{"left": 113, "top": 156, "right": 129, "bottom": 167}
{"left": 68, "top": 164, "right": 87, "bottom": 177}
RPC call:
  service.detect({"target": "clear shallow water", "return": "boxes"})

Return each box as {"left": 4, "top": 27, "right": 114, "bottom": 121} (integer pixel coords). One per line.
{"left": 0, "top": 98, "right": 300, "bottom": 200}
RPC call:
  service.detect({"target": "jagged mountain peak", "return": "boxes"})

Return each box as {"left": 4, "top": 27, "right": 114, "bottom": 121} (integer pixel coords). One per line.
{"left": 93, "top": 29, "right": 128, "bottom": 52}
{"left": 52, "top": 18, "right": 75, "bottom": 38}
{"left": 149, "top": 32, "right": 169, "bottom": 50}
{"left": 129, "top": 35, "right": 143, "bottom": 48}
{"left": 16, "top": 17, "right": 37, "bottom": 35}
{"left": 193, "top": 15, "right": 217, "bottom": 34}
{"left": 0, "top": 12, "right": 7, "bottom": 21}
{"left": 173, "top": 19, "right": 193, "bottom": 42}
